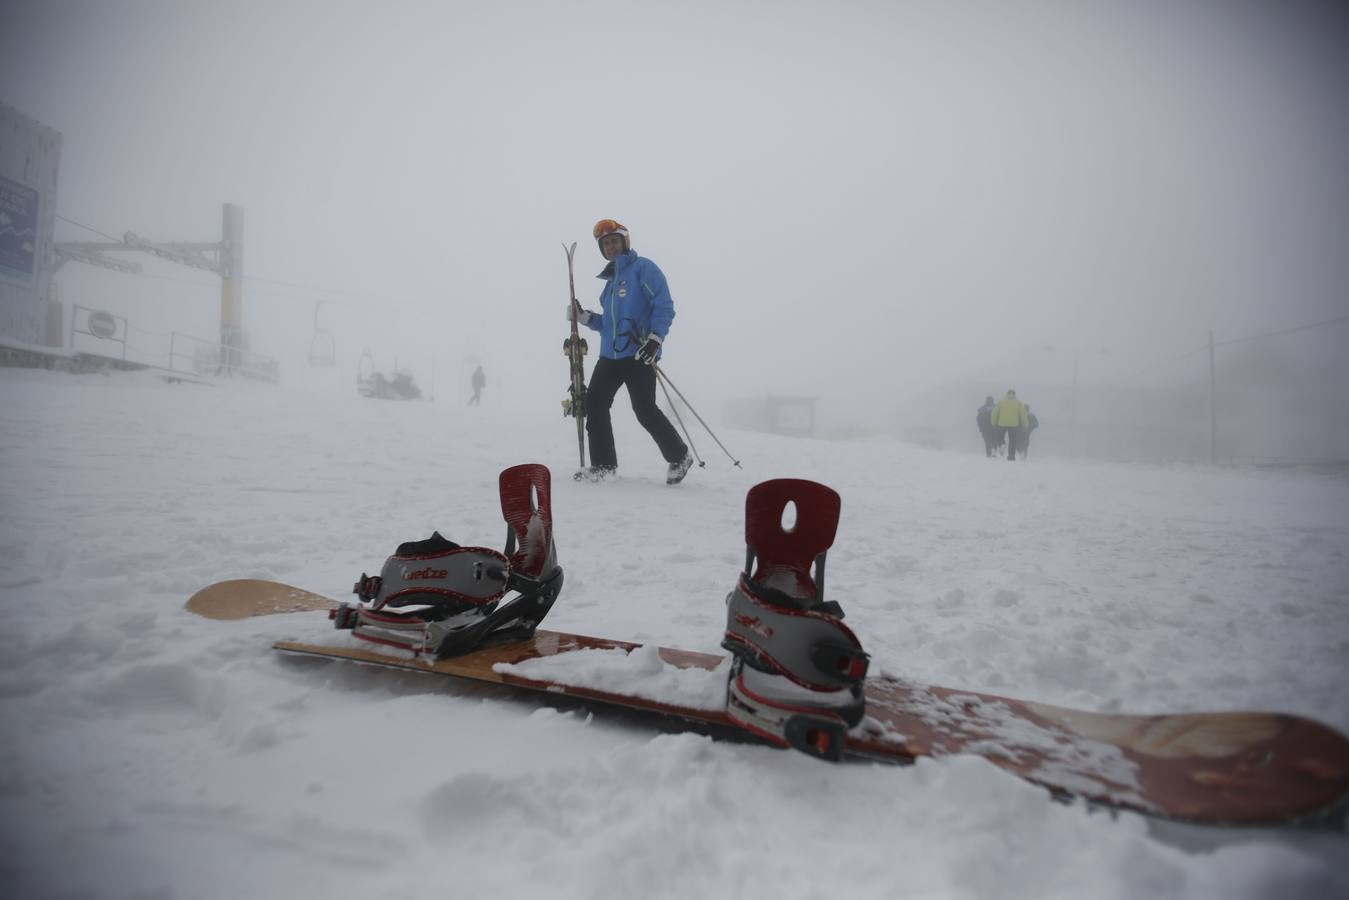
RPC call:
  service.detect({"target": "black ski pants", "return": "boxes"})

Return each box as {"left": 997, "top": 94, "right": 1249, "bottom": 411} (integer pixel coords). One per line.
{"left": 994, "top": 426, "right": 1017, "bottom": 460}
{"left": 979, "top": 425, "right": 997, "bottom": 457}
{"left": 586, "top": 356, "right": 687, "bottom": 469}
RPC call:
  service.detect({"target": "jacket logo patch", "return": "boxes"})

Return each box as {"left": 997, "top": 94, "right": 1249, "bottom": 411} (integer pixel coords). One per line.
{"left": 616, "top": 281, "right": 628, "bottom": 298}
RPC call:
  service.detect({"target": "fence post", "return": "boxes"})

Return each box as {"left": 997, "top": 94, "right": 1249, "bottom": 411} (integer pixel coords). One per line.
{"left": 1209, "top": 330, "right": 1217, "bottom": 465}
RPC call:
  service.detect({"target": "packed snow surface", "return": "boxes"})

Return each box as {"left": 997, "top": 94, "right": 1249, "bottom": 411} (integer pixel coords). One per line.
{"left": 495, "top": 645, "right": 734, "bottom": 711}
{"left": 2, "top": 368, "right": 1347, "bottom": 899}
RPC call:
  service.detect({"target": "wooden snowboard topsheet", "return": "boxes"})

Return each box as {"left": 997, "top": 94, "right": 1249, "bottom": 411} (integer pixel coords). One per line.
{"left": 274, "top": 633, "right": 1349, "bottom": 826}
{"left": 186, "top": 579, "right": 337, "bottom": 620}
{"left": 188, "top": 579, "right": 1349, "bottom": 826}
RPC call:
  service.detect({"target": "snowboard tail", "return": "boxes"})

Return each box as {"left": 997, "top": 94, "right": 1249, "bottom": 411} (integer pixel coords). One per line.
{"left": 188, "top": 578, "right": 1349, "bottom": 827}
{"left": 185, "top": 579, "right": 336, "bottom": 620}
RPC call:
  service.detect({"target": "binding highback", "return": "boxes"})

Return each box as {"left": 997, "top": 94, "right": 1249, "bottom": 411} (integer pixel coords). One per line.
{"left": 743, "top": 479, "right": 841, "bottom": 602}
{"left": 499, "top": 463, "right": 555, "bottom": 579}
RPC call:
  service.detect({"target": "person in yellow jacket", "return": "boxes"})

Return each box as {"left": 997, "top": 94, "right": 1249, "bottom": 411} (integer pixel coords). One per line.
{"left": 990, "top": 389, "right": 1028, "bottom": 461}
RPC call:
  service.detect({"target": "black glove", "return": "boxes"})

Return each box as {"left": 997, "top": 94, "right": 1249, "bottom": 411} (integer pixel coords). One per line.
{"left": 635, "top": 335, "right": 662, "bottom": 365}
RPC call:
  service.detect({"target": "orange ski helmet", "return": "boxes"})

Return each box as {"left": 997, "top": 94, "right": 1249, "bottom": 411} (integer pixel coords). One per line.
{"left": 593, "top": 218, "right": 629, "bottom": 253}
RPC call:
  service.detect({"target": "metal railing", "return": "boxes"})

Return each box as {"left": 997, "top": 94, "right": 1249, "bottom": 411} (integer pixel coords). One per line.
{"left": 168, "top": 330, "right": 278, "bottom": 382}
{"left": 69, "top": 303, "right": 278, "bottom": 383}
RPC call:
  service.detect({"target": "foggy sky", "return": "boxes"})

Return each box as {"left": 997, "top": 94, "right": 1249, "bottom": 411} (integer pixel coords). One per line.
{"left": 3, "top": 0, "right": 1346, "bottom": 411}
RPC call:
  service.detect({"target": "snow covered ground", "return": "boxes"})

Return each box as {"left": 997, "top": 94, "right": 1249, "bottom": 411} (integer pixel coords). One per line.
{"left": 1, "top": 367, "right": 1347, "bottom": 899}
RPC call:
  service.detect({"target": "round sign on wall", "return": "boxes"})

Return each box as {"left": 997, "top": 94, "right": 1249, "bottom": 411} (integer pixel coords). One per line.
{"left": 88, "top": 310, "right": 117, "bottom": 339}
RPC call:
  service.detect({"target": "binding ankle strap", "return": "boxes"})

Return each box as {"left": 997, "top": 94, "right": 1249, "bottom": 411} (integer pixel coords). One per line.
{"left": 723, "top": 573, "right": 868, "bottom": 691}
{"left": 355, "top": 539, "right": 511, "bottom": 611}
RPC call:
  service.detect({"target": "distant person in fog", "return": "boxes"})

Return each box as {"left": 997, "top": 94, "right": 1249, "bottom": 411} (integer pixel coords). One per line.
{"left": 976, "top": 396, "right": 997, "bottom": 457}
{"left": 990, "top": 389, "right": 1028, "bottom": 461}
{"left": 469, "top": 365, "right": 486, "bottom": 405}
{"left": 1020, "top": 404, "right": 1040, "bottom": 458}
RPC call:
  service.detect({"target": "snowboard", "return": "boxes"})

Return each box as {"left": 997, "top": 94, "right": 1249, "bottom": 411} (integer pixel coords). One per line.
{"left": 186, "top": 578, "right": 1349, "bottom": 828}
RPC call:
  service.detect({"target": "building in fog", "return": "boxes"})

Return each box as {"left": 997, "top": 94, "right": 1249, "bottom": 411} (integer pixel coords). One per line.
{"left": 0, "top": 102, "right": 62, "bottom": 348}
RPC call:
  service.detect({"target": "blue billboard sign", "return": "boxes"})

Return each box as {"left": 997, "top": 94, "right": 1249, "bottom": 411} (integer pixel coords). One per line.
{"left": 0, "top": 175, "right": 40, "bottom": 283}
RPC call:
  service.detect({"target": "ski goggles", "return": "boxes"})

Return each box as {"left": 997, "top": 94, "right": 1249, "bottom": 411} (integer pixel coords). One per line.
{"left": 593, "top": 219, "right": 628, "bottom": 240}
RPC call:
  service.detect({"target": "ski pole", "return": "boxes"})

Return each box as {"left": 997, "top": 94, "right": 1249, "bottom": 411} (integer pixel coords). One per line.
{"left": 654, "top": 364, "right": 742, "bottom": 468}
{"left": 656, "top": 372, "right": 705, "bottom": 469}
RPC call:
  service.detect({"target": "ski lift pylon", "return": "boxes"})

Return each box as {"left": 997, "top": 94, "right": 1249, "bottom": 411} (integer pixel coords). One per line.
{"left": 308, "top": 301, "right": 336, "bottom": 367}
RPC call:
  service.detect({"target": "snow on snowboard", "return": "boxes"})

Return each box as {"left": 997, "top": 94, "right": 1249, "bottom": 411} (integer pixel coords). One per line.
{"left": 185, "top": 466, "right": 1349, "bottom": 828}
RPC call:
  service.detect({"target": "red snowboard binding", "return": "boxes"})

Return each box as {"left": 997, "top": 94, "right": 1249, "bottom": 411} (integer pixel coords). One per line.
{"left": 722, "top": 479, "right": 869, "bottom": 761}
{"left": 332, "top": 464, "right": 563, "bottom": 659}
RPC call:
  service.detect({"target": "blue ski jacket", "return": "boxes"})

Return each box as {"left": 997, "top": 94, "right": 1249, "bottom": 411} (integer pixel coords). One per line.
{"left": 584, "top": 248, "right": 675, "bottom": 361}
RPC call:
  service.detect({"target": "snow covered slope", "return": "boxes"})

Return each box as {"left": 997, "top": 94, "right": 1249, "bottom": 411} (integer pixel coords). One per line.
{"left": 1, "top": 368, "right": 1346, "bottom": 899}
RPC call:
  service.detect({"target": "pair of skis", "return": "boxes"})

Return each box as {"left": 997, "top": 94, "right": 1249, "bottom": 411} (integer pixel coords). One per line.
{"left": 562, "top": 242, "right": 587, "bottom": 469}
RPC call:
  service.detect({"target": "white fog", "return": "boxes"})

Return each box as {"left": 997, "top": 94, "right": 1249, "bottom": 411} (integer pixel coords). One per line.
{"left": 4, "top": 0, "right": 1346, "bottom": 463}
{"left": 4, "top": 4, "right": 1349, "bottom": 898}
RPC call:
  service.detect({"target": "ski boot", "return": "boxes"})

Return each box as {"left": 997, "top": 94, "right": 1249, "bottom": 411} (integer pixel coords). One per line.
{"left": 666, "top": 452, "right": 695, "bottom": 485}
{"left": 332, "top": 463, "right": 563, "bottom": 659}
{"left": 722, "top": 479, "right": 869, "bottom": 761}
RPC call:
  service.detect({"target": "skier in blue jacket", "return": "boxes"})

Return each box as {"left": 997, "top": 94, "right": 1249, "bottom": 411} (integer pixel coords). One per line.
{"left": 567, "top": 218, "right": 692, "bottom": 484}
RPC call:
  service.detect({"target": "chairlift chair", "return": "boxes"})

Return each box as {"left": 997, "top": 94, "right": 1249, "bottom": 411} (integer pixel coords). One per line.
{"left": 356, "top": 350, "right": 376, "bottom": 397}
